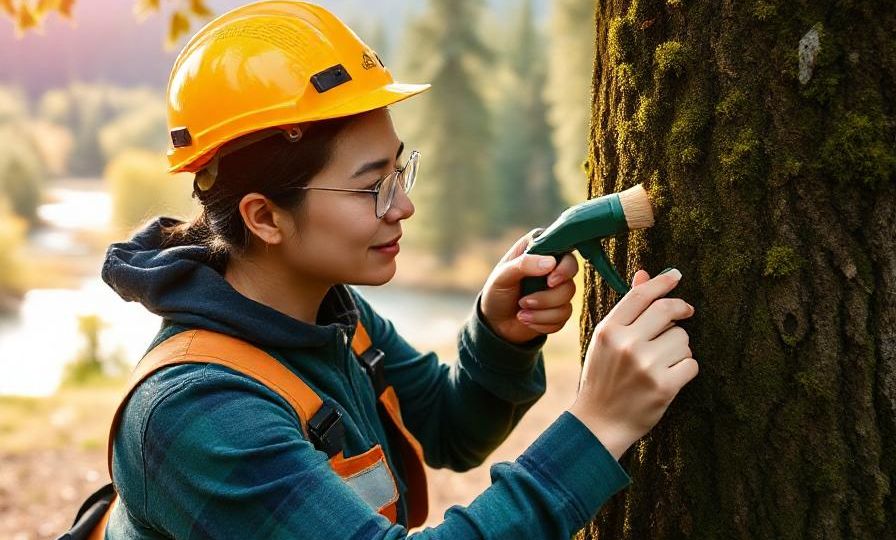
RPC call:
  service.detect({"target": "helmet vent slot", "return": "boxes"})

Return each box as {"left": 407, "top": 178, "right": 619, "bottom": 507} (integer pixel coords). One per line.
{"left": 310, "top": 64, "right": 352, "bottom": 93}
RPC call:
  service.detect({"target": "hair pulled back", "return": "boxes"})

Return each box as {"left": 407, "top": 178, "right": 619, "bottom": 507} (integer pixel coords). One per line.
{"left": 159, "top": 115, "right": 357, "bottom": 258}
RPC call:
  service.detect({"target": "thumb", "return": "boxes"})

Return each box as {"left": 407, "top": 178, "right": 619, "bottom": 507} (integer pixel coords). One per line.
{"left": 499, "top": 227, "right": 546, "bottom": 264}
{"left": 490, "top": 253, "right": 557, "bottom": 289}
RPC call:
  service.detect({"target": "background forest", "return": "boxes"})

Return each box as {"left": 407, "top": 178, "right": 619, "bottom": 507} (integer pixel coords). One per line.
{"left": 0, "top": 1, "right": 597, "bottom": 537}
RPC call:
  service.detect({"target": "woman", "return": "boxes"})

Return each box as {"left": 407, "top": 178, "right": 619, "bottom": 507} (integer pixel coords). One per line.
{"left": 100, "top": 2, "right": 698, "bottom": 538}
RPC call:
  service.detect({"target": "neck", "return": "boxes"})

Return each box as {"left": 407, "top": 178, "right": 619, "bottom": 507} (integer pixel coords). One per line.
{"left": 224, "top": 253, "right": 331, "bottom": 325}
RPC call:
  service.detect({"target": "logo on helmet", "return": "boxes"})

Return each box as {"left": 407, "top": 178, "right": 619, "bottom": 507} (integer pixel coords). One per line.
{"left": 361, "top": 52, "right": 377, "bottom": 70}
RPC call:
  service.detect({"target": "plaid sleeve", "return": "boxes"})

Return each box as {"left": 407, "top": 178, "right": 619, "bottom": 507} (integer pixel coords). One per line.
{"left": 350, "top": 288, "right": 547, "bottom": 472}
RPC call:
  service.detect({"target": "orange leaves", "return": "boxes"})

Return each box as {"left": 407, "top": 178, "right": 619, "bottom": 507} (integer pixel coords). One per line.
{"left": 188, "top": 0, "right": 212, "bottom": 18}
{"left": 14, "top": 3, "right": 39, "bottom": 36}
{"left": 3, "top": 0, "right": 77, "bottom": 36}
{"left": 4, "top": 1, "right": 216, "bottom": 47}
{"left": 57, "top": 0, "right": 74, "bottom": 18}
{"left": 165, "top": 10, "right": 190, "bottom": 50}
{"left": 0, "top": 0, "right": 15, "bottom": 16}
{"left": 133, "top": 0, "right": 161, "bottom": 22}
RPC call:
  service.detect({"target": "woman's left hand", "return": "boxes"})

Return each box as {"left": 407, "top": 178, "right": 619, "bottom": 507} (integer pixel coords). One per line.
{"left": 480, "top": 229, "right": 579, "bottom": 345}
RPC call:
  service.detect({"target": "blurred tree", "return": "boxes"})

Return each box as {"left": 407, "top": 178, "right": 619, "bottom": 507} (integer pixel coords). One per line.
{"left": 0, "top": 196, "right": 27, "bottom": 313}
{"left": 105, "top": 149, "right": 196, "bottom": 233}
{"left": 0, "top": 86, "right": 45, "bottom": 225}
{"left": 492, "top": 0, "right": 564, "bottom": 232}
{"left": 65, "top": 83, "right": 114, "bottom": 177}
{"left": 62, "top": 314, "right": 128, "bottom": 385}
{"left": 98, "top": 100, "right": 168, "bottom": 161}
{"left": 398, "top": 0, "right": 494, "bottom": 264}
{"left": 63, "top": 314, "right": 105, "bottom": 385}
{"left": 36, "top": 84, "right": 168, "bottom": 177}
{"left": 545, "top": 0, "right": 595, "bottom": 205}
{"left": 580, "top": 1, "right": 895, "bottom": 538}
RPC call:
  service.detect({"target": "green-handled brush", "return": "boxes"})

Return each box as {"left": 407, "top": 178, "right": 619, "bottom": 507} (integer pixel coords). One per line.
{"left": 521, "top": 184, "right": 655, "bottom": 297}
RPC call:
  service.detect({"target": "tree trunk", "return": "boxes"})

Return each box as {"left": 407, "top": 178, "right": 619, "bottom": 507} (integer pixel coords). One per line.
{"left": 580, "top": 1, "right": 895, "bottom": 538}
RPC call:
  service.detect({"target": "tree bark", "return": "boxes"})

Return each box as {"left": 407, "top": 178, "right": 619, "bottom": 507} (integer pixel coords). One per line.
{"left": 580, "top": 1, "right": 895, "bottom": 538}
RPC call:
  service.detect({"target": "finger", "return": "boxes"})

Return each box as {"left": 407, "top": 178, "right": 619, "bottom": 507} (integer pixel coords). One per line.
{"left": 519, "top": 280, "right": 576, "bottom": 309}
{"left": 500, "top": 228, "right": 545, "bottom": 264}
{"left": 606, "top": 268, "right": 683, "bottom": 326}
{"left": 517, "top": 303, "right": 573, "bottom": 327}
{"left": 490, "top": 253, "right": 558, "bottom": 289}
{"left": 643, "top": 325, "right": 692, "bottom": 368}
{"left": 665, "top": 357, "right": 699, "bottom": 390}
{"left": 546, "top": 253, "right": 579, "bottom": 288}
{"left": 630, "top": 298, "right": 695, "bottom": 340}
{"left": 631, "top": 269, "right": 651, "bottom": 287}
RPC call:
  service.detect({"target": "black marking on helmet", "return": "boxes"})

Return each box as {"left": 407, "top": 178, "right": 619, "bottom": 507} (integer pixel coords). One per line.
{"left": 310, "top": 64, "right": 352, "bottom": 93}
{"left": 361, "top": 52, "right": 376, "bottom": 70}
{"left": 374, "top": 53, "right": 385, "bottom": 68}
{"left": 170, "top": 127, "right": 192, "bottom": 148}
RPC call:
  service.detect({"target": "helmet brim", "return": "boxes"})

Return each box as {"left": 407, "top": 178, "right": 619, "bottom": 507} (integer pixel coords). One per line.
{"left": 310, "top": 82, "right": 432, "bottom": 120}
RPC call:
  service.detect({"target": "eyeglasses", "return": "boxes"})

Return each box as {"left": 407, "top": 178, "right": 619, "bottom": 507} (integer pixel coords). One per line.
{"left": 295, "top": 150, "right": 420, "bottom": 219}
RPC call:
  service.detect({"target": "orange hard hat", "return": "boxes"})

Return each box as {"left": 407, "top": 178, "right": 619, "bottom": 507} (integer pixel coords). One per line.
{"left": 165, "top": 0, "right": 431, "bottom": 174}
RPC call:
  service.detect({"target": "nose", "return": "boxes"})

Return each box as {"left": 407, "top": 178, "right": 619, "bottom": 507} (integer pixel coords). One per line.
{"left": 383, "top": 184, "right": 414, "bottom": 222}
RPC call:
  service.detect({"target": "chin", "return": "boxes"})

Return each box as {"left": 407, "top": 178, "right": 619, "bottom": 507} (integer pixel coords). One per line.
{"left": 352, "top": 263, "right": 397, "bottom": 286}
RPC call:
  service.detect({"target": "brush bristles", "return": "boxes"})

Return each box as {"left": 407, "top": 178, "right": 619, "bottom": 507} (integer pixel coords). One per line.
{"left": 618, "top": 184, "right": 655, "bottom": 230}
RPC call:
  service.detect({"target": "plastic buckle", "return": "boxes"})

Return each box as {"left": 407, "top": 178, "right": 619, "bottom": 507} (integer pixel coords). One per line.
{"left": 307, "top": 403, "right": 345, "bottom": 458}
{"left": 358, "top": 348, "right": 386, "bottom": 396}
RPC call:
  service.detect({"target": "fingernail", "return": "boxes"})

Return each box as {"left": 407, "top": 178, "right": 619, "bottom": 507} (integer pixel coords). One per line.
{"left": 660, "top": 267, "right": 681, "bottom": 280}
{"left": 538, "top": 257, "right": 554, "bottom": 270}
{"left": 518, "top": 311, "right": 533, "bottom": 322}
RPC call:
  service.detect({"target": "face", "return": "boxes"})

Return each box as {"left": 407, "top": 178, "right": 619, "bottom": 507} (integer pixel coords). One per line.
{"left": 279, "top": 107, "right": 415, "bottom": 287}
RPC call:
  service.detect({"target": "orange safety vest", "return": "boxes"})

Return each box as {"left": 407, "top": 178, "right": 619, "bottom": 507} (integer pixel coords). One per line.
{"left": 87, "top": 324, "right": 429, "bottom": 539}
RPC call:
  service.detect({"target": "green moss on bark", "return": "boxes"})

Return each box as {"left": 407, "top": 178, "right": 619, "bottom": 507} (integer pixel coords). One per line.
{"left": 821, "top": 112, "right": 895, "bottom": 188}
{"left": 763, "top": 245, "right": 803, "bottom": 277}
{"left": 586, "top": 0, "right": 895, "bottom": 537}
{"left": 654, "top": 41, "right": 687, "bottom": 77}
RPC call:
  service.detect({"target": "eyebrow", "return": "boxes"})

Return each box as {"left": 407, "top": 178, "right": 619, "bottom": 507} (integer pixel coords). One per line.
{"left": 351, "top": 141, "right": 405, "bottom": 179}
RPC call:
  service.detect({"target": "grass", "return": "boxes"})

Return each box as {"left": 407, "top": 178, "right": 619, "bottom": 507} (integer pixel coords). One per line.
{"left": 0, "top": 379, "right": 125, "bottom": 454}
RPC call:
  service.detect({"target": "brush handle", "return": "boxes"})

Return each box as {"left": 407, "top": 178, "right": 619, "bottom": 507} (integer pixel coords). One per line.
{"left": 519, "top": 240, "right": 633, "bottom": 300}
{"left": 520, "top": 255, "right": 564, "bottom": 297}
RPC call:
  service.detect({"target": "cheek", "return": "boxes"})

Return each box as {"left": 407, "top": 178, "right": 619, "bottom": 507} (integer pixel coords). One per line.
{"left": 295, "top": 198, "right": 380, "bottom": 265}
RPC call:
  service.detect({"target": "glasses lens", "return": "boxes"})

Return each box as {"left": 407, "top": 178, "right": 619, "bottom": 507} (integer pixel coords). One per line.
{"left": 376, "top": 171, "right": 399, "bottom": 218}
{"left": 401, "top": 151, "right": 419, "bottom": 194}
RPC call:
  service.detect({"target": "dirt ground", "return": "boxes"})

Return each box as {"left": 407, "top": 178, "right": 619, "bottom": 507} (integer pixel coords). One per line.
{"left": 0, "top": 334, "right": 584, "bottom": 538}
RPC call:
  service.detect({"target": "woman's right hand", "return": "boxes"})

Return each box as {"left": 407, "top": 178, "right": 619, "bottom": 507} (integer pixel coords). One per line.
{"left": 568, "top": 268, "right": 698, "bottom": 460}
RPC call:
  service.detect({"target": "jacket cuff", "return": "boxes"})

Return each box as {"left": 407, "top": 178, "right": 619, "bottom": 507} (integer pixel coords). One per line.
{"left": 518, "top": 411, "right": 632, "bottom": 525}
{"left": 462, "top": 292, "right": 547, "bottom": 375}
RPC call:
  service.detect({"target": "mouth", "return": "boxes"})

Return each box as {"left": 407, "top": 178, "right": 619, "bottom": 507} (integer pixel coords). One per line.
{"left": 372, "top": 234, "right": 402, "bottom": 248}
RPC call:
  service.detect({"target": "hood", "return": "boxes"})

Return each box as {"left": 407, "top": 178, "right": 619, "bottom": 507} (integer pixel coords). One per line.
{"left": 101, "top": 217, "right": 359, "bottom": 349}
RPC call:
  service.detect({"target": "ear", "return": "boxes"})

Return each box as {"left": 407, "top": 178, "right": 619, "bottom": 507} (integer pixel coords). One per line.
{"left": 238, "top": 193, "right": 287, "bottom": 245}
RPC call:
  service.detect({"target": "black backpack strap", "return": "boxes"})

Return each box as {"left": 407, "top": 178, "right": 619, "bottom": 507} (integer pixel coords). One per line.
{"left": 351, "top": 321, "right": 387, "bottom": 396}
{"left": 57, "top": 483, "right": 116, "bottom": 540}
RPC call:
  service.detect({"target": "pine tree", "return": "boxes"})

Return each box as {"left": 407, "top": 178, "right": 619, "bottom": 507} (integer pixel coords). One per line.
{"left": 545, "top": 0, "right": 596, "bottom": 205}
{"left": 492, "top": 0, "right": 564, "bottom": 232}
{"left": 395, "top": 0, "right": 493, "bottom": 264}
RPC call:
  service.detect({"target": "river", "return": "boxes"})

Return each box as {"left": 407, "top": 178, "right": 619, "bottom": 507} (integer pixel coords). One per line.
{"left": 0, "top": 182, "right": 478, "bottom": 396}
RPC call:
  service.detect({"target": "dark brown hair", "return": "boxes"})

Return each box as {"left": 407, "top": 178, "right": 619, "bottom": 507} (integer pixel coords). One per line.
{"left": 160, "top": 115, "right": 357, "bottom": 258}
